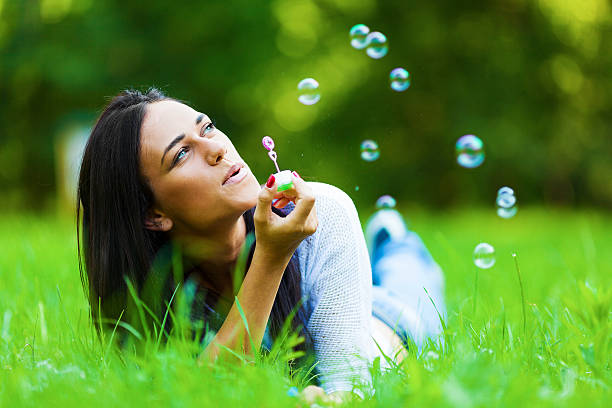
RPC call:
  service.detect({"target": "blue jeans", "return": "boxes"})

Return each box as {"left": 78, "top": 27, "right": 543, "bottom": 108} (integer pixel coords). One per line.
{"left": 370, "top": 231, "right": 446, "bottom": 352}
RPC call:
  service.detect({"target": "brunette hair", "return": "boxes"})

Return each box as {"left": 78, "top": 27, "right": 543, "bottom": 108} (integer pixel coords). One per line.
{"left": 76, "top": 88, "right": 312, "bottom": 356}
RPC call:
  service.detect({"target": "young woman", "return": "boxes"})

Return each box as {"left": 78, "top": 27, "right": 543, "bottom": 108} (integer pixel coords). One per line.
{"left": 77, "top": 88, "right": 446, "bottom": 403}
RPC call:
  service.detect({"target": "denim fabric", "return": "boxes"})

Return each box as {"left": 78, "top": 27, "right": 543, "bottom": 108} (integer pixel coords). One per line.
{"left": 370, "top": 231, "right": 446, "bottom": 352}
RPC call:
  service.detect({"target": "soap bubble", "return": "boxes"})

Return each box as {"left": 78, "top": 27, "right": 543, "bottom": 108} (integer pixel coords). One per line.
{"left": 497, "top": 187, "right": 514, "bottom": 197}
{"left": 496, "top": 186, "right": 518, "bottom": 219}
{"left": 456, "top": 134, "right": 484, "bottom": 168}
{"left": 287, "top": 387, "right": 299, "bottom": 397}
{"left": 365, "top": 32, "right": 388, "bottom": 59}
{"left": 389, "top": 68, "right": 410, "bottom": 91}
{"left": 473, "top": 243, "right": 495, "bottom": 269}
{"left": 360, "top": 139, "right": 380, "bottom": 161}
{"left": 350, "top": 24, "right": 370, "bottom": 50}
{"left": 496, "top": 190, "right": 516, "bottom": 209}
{"left": 376, "top": 195, "right": 396, "bottom": 209}
{"left": 297, "top": 78, "right": 320, "bottom": 105}
{"left": 497, "top": 207, "right": 518, "bottom": 218}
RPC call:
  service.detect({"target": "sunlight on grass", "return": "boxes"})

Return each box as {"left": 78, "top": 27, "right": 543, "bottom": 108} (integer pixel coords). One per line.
{"left": 0, "top": 208, "right": 610, "bottom": 406}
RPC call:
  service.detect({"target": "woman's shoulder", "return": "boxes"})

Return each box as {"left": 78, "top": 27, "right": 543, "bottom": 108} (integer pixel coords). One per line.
{"left": 306, "top": 182, "right": 358, "bottom": 215}
{"left": 282, "top": 182, "right": 358, "bottom": 223}
{"left": 299, "top": 182, "right": 364, "bottom": 249}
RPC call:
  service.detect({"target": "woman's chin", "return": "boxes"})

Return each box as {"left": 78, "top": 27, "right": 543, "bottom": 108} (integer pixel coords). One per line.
{"left": 232, "top": 175, "right": 261, "bottom": 211}
{"left": 235, "top": 197, "right": 258, "bottom": 213}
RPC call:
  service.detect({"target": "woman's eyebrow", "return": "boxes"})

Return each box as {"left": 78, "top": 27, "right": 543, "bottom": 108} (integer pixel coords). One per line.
{"left": 160, "top": 114, "right": 206, "bottom": 167}
{"left": 161, "top": 133, "right": 185, "bottom": 166}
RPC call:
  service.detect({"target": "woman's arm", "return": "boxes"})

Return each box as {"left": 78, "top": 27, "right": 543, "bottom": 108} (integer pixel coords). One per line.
{"left": 198, "top": 247, "right": 292, "bottom": 363}
{"left": 298, "top": 183, "right": 374, "bottom": 396}
{"left": 198, "top": 174, "right": 317, "bottom": 364}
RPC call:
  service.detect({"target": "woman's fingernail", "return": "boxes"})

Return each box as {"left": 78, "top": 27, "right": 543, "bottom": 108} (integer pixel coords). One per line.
{"left": 292, "top": 171, "right": 300, "bottom": 179}
{"left": 266, "top": 174, "right": 275, "bottom": 188}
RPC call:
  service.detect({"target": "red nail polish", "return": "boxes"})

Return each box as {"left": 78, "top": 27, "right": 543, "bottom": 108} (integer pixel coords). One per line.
{"left": 266, "top": 174, "right": 275, "bottom": 188}
{"left": 292, "top": 171, "right": 300, "bottom": 179}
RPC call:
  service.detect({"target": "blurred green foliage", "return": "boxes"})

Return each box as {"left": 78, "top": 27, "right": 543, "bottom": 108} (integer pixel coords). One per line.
{"left": 1, "top": 0, "right": 611, "bottom": 210}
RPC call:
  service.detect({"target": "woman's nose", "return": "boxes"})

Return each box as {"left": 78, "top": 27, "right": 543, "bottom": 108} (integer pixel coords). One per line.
{"left": 203, "top": 138, "right": 227, "bottom": 165}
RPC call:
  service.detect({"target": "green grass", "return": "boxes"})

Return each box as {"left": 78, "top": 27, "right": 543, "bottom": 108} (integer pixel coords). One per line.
{"left": 1, "top": 207, "right": 611, "bottom": 407}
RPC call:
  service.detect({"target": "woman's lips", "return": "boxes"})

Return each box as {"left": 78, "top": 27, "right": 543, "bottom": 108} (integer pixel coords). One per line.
{"left": 223, "top": 166, "right": 248, "bottom": 186}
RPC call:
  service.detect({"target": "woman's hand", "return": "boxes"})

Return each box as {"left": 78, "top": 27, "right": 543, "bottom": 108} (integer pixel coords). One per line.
{"left": 254, "top": 172, "right": 318, "bottom": 260}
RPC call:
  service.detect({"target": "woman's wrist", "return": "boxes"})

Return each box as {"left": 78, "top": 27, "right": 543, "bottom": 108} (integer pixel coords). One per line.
{"left": 251, "top": 243, "right": 294, "bottom": 273}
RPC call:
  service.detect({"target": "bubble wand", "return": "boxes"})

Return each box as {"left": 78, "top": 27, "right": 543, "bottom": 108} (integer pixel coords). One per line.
{"left": 262, "top": 136, "right": 294, "bottom": 192}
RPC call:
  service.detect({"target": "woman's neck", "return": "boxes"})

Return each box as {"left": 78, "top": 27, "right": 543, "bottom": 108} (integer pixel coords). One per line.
{"left": 175, "top": 214, "right": 247, "bottom": 295}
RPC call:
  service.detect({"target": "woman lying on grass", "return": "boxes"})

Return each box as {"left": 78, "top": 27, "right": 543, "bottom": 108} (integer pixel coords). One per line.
{"left": 77, "top": 88, "right": 446, "bottom": 405}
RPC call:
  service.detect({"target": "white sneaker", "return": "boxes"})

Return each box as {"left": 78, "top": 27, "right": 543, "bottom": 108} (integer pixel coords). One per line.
{"left": 364, "top": 209, "right": 409, "bottom": 266}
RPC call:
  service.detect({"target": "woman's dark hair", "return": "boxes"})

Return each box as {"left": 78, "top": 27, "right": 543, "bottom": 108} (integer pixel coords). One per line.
{"left": 76, "top": 88, "right": 312, "bottom": 357}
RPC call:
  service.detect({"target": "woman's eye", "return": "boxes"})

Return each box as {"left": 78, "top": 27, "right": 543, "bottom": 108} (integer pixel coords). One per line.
{"left": 201, "top": 121, "right": 215, "bottom": 136}
{"left": 174, "top": 147, "right": 189, "bottom": 165}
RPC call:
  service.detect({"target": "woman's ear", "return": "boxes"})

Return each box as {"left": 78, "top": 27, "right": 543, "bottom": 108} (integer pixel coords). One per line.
{"left": 144, "top": 209, "right": 173, "bottom": 232}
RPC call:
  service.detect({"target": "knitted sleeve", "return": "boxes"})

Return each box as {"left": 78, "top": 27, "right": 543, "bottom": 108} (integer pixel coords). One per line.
{"left": 294, "top": 182, "right": 374, "bottom": 395}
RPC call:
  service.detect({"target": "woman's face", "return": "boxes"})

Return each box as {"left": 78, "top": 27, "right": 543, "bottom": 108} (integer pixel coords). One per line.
{"left": 139, "top": 100, "right": 261, "bottom": 235}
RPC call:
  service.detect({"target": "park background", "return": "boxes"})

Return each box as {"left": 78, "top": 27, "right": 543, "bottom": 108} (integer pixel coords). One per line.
{"left": 1, "top": 0, "right": 612, "bottom": 211}
{"left": 1, "top": 0, "right": 611, "bottom": 407}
